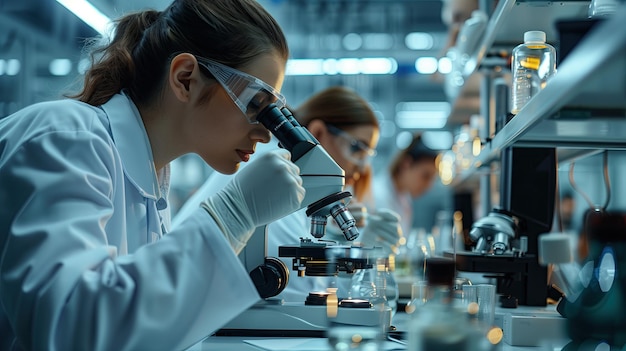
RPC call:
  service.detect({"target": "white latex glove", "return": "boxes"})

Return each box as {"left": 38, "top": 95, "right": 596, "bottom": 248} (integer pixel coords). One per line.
{"left": 358, "top": 208, "right": 403, "bottom": 255}
{"left": 201, "top": 149, "right": 305, "bottom": 253}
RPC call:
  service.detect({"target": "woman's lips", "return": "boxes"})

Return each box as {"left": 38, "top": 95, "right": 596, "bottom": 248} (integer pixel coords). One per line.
{"left": 237, "top": 150, "right": 254, "bottom": 162}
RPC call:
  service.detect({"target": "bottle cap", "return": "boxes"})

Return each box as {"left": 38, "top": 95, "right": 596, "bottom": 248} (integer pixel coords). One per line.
{"left": 524, "top": 30, "right": 546, "bottom": 43}
{"left": 425, "top": 257, "right": 456, "bottom": 286}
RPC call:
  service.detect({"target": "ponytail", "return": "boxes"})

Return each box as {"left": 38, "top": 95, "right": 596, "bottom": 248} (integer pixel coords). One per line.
{"left": 69, "top": 0, "right": 288, "bottom": 108}
{"left": 71, "top": 11, "right": 160, "bottom": 106}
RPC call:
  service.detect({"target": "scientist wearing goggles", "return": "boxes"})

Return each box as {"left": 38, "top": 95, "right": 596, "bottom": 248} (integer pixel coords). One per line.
{"left": 174, "top": 86, "right": 404, "bottom": 302}
{"left": 0, "top": 1, "right": 305, "bottom": 350}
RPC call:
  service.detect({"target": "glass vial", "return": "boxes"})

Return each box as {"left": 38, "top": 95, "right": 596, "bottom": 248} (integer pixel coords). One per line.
{"left": 407, "top": 258, "right": 471, "bottom": 351}
{"left": 510, "top": 31, "right": 556, "bottom": 114}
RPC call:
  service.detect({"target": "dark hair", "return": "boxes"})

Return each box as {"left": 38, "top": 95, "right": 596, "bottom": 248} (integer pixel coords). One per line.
{"left": 294, "top": 86, "right": 379, "bottom": 202}
{"left": 71, "top": 0, "right": 289, "bottom": 106}
{"left": 295, "top": 86, "right": 378, "bottom": 129}
{"left": 389, "top": 134, "right": 439, "bottom": 180}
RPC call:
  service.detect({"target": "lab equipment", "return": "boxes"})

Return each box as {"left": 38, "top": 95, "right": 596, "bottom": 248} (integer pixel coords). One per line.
{"left": 325, "top": 248, "right": 392, "bottom": 351}
{"left": 258, "top": 104, "right": 360, "bottom": 242}
{"left": 449, "top": 148, "right": 556, "bottom": 306}
{"left": 510, "top": 31, "right": 556, "bottom": 114}
{"left": 219, "top": 104, "right": 392, "bottom": 335}
{"left": 538, "top": 232, "right": 584, "bottom": 302}
{"left": 407, "top": 258, "right": 474, "bottom": 351}
{"left": 469, "top": 209, "right": 518, "bottom": 255}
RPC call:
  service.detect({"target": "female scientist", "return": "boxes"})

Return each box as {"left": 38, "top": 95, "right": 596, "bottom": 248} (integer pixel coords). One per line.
{"left": 0, "top": 1, "right": 304, "bottom": 350}
{"left": 174, "top": 86, "right": 403, "bottom": 302}
{"left": 373, "top": 133, "right": 439, "bottom": 236}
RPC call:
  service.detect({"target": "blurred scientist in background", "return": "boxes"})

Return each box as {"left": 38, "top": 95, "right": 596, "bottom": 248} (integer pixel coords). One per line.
{"left": 373, "top": 133, "right": 439, "bottom": 236}
{"left": 174, "top": 86, "right": 402, "bottom": 301}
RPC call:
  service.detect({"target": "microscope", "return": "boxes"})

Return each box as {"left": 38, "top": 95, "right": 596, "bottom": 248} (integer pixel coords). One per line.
{"left": 450, "top": 147, "right": 556, "bottom": 307}
{"left": 219, "top": 104, "right": 392, "bottom": 336}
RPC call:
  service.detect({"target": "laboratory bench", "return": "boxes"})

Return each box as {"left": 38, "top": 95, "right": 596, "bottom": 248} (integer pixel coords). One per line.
{"left": 187, "top": 305, "right": 571, "bottom": 351}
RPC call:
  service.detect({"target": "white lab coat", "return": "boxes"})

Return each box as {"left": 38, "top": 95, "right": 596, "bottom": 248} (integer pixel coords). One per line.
{"left": 0, "top": 93, "right": 260, "bottom": 351}
{"left": 372, "top": 174, "right": 413, "bottom": 236}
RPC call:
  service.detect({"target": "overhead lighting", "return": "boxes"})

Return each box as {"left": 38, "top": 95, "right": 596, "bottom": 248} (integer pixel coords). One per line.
{"left": 342, "top": 33, "right": 363, "bottom": 51}
{"left": 286, "top": 58, "right": 397, "bottom": 76}
{"left": 286, "top": 59, "right": 324, "bottom": 75}
{"left": 438, "top": 57, "right": 452, "bottom": 74}
{"left": 405, "top": 32, "right": 434, "bottom": 50}
{"left": 415, "top": 57, "right": 438, "bottom": 74}
{"left": 56, "top": 0, "right": 112, "bottom": 36}
{"left": 395, "top": 102, "right": 450, "bottom": 129}
{"left": 2, "top": 59, "right": 21, "bottom": 76}
{"left": 337, "top": 58, "right": 360, "bottom": 75}
{"left": 360, "top": 58, "right": 397, "bottom": 74}
{"left": 49, "top": 59, "right": 73, "bottom": 76}
{"left": 362, "top": 33, "right": 394, "bottom": 50}
{"left": 422, "top": 131, "right": 453, "bottom": 150}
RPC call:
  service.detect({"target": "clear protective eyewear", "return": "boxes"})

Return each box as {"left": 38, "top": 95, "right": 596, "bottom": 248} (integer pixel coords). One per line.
{"left": 195, "top": 56, "right": 286, "bottom": 124}
{"left": 326, "top": 124, "right": 377, "bottom": 167}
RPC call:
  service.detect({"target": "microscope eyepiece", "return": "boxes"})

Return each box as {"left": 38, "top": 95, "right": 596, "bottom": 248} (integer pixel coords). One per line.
{"left": 256, "top": 103, "right": 316, "bottom": 161}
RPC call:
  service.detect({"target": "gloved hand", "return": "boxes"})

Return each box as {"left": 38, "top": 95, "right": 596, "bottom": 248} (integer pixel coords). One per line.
{"left": 201, "top": 149, "right": 305, "bottom": 253}
{"left": 358, "top": 208, "right": 403, "bottom": 255}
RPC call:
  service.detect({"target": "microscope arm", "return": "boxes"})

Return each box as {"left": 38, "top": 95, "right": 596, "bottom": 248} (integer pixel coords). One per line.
{"left": 258, "top": 104, "right": 358, "bottom": 241}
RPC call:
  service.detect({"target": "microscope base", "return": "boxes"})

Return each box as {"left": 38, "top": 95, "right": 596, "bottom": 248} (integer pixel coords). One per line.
{"left": 218, "top": 300, "right": 392, "bottom": 337}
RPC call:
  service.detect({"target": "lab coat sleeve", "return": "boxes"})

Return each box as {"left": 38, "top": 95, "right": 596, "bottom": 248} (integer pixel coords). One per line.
{"left": 172, "top": 171, "right": 234, "bottom": 229}
{"left": 0, "top": 129, "right": 259, "bottom": 351}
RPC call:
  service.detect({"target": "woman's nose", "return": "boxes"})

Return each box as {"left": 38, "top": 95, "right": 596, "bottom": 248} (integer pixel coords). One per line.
{"left": 251, "top": 124, "right": 271, "bottom": 143}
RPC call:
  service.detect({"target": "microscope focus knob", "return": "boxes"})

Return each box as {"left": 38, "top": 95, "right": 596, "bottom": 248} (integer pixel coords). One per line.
{"left": 249, "top": 257, "right": 290, "bottom": 299}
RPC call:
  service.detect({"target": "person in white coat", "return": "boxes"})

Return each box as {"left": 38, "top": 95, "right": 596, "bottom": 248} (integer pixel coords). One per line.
{"left": 372, "top": 133, "right": 439, "bottom": 236}
{"left": 0, "top": 1, "right": 305, "bottom": 351}
{"left": 174, "top": 86, "right": 403, "bottom": 303}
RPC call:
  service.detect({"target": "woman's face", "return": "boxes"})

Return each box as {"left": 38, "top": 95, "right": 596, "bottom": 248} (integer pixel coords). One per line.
{"left": 187, "top": 54, "right": 284, "bottom": 174}
{"left": 404, "top": 158, "right": 438, "bottom": 198}
{"left": 322, "top": 124, "right": 379, "bottom": 186}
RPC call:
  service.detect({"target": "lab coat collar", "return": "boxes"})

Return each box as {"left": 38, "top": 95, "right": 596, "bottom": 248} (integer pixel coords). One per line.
{"left": 101, "top": 92, "right": 161, "bottom": 200}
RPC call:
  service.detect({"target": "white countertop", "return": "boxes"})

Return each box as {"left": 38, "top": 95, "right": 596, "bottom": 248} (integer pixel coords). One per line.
{"left": 188, "top": 306, "right": 571, "bottom": 351}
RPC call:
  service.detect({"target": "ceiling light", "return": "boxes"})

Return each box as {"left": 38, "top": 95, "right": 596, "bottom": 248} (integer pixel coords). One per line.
{"left": 438, "top": 57, "right": 452, "bottom": 74}
{"left": 286, "top": 59, "right": 324, "bottom": 75}
{"left": 395, "top": 102, "right": 450, "bottom": 129}
{"left": 287, "top": 58, "right": 397, "bottom": 76}
{"left": 415, "top": 57, "right": 438, "bottom": 74}
{"left": 337, "top": 58, "right": 360, "bottom": 75}
{"left": 56, "top": 0, "right": 112, "bottom": 36}
{"left": 5, "top": 59, "right": 21, "bottom": 76}
{"left": 360, "top": 58, "right": 397, "bottom": 74}
{"left": 422, "top": 131, "right": 453, "bottom": 150}
{"left": 362, "top": 33, "right": 394, "bottom": 50}
{"left": 49, "top": 59, "right": 73, "bottom": 76}
{"left": 405, "top": 32, "right": 434, "bottom": 50}
{"left": 342, "top": 33, "right": 363, "bottom": 51}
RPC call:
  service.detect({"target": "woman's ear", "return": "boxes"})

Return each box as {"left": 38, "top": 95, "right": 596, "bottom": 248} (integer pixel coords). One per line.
{"left": 168, "top": 53, "right": 198, "bottom": 102}
{"left": 306, "top": 119, "right": 327, "bottom": 140}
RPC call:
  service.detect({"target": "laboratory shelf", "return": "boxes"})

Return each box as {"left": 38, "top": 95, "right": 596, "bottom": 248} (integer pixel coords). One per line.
{"left": 449, "top": 4, "right": 626, "bottom": 187}
{"left": 466, "top": 0, "right": 590, "bottom": 77}
{"left": 447, "top": 0, "right": 591, "bottom": 127}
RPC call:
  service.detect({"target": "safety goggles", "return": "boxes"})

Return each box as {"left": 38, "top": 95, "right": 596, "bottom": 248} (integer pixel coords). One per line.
{"left": 196, "top": 56, "right": 286, "bottom": 124}
{"left": 326, "top": 124, "right": 377, "bottom": 167}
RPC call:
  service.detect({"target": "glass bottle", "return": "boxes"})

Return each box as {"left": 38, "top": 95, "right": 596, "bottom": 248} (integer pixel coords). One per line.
{"left": 510, "top": 31, "right": 556, "bottom": 114}
{"left": 407, "top": 258, "right": 471, "bottom": 351}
